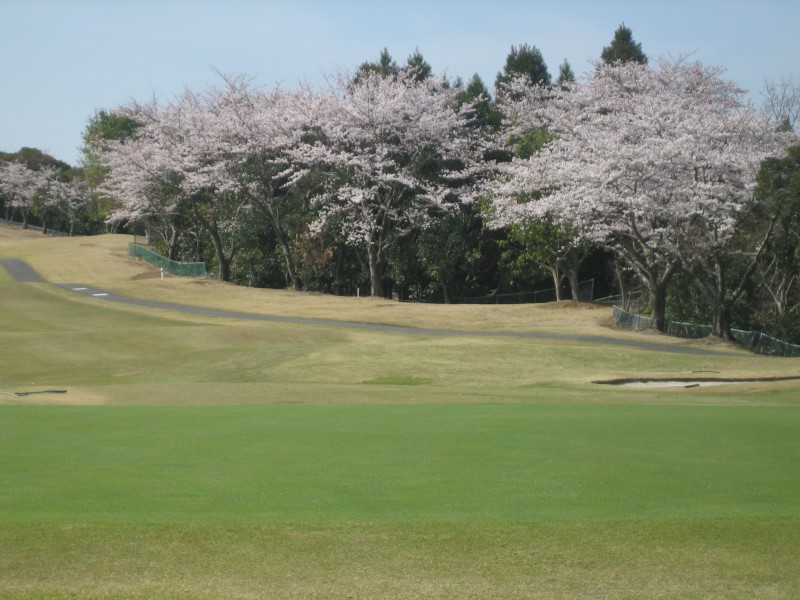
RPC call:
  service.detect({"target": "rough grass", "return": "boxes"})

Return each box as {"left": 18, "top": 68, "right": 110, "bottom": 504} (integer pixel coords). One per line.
{"left": 3, "top": 519, "right": 797, "bottom": 599}
{"left": 2, "top": 278, "right": 798, "bottom": 405}
{"left": 2, "top": 224, "right": 800, "bottom": 598}
{"left": 0, "top": 224, "right": 743, "bottom": 341}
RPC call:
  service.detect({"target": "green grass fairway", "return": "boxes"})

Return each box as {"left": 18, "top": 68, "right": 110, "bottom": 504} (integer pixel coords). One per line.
{"left": 2, "top": 404, "right": 799, "bottom": 598}
{"left": 5, "top": 404, "right": 798, "bottom": 524}
{"left": 2, "top": 226, "right": 800, "bottom": 598}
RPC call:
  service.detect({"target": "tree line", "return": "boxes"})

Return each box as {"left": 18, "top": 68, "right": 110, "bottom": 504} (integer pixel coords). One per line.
{"left": 2, "top": 25, "right": 799, "bottom": 343}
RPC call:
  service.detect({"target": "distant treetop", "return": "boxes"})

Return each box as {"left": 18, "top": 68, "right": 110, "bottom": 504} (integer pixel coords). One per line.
{"left": 0, "top": 147, "right": 71, "bottom": 172}
{"left": 600, "top": 24, "right": 648, "bottom": 65}
{"left": 495, "top": 43, "right": 551, "bottom": 93}
{"left": 556, "top": 59, "right": 576, "bottom": 88}
{"left": 357, "top": 48, "right": 400, "bottom": 79}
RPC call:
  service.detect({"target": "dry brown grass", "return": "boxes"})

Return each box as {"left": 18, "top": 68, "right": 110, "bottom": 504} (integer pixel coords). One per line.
{"left": 4, "top": 223, "right": 800, "bottom": 400}
{"left": 0, "top": 224, "right": 727, "bottom": 342}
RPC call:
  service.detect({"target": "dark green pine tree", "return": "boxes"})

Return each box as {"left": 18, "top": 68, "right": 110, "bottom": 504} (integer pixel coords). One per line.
{"left": 556, "top": 59, "right": 576, "bottom": 88}
{"left": 357, "top": 48, "right": 400, "bottom": 79}
{"left": 405, "top": 48, "right": 433, "bottom": 81}
{"left": 600, "top": 24, "right": 648, "bottom": 65}
{"left": 2, "top": 147, "right": 71, "bottom": 172}
{"left": 495, "top": 43, "right": 551, "bottom": 94}
{"left": 456, "top": 73, "right": 502, "bottom": 129}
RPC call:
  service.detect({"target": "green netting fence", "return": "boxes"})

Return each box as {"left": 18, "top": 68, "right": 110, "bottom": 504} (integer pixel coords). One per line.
{"left": 612, "top": 305, "right": 800, "bottom": 357}
{"left": 128, "top": 243, "right": 207, "bottom": 277}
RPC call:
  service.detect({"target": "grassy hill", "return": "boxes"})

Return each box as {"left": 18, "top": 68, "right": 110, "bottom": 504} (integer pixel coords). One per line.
{"left": 1, "top": 224, "right": 799, "bottom": 599}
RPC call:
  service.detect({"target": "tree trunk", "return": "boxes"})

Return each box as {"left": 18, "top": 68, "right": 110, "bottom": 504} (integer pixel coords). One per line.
{"left": 259, "top": 201, "right": 300, "bottom": 291}
{"left": 367, "top": 240, "right": 384, "bottom": 297}
{"left": 333, "top": 248, "right": 344, "bottom": 296}
{"left": 201, "top": 215, "right": 234, "bottom": 283}
{"left": 650, "top": 283, "right": 668, "bottom": 332}
{"left": 560, "top": 246, "right": 586, "bottom": 302}
{"left": 167, "top": 225, "right": 180, "bottom": 261}
{"left": 613, "top": 258, "right": 635, "bottom": 311}
{"left": 548, "top": 266, "right": 562, "bottom": 301}
{"left": 275, "top": 228, "right": 300, "bottom": 291}
{"left": 441, "top": 281, "right": 452, "bottom": 304}
{"left": 713, "top": 302, "right": 734, "bottom": 339}
{"left": 209, "top": 229, "right": 231, "bottom": 282}
{"left": 708, "top": 219, "right": 775, "bottom": 340}
{"left": 565, "top": 267, "right": 581, "bottom": 302}
{"left": 710, "top": 258, "right": 732, "bottom": 339}
{"left": 635, "top": 262, "right": 675, "bottom": 332}
{"left": 614, "top": 234, "right": 678, "bottom": 332}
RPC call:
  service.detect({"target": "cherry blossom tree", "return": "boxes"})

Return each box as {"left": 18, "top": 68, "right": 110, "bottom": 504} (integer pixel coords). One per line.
{"left": 101, "top": 88, "right": 251, "bottom": 279}
{"left": 30, "top": 167, "right": 62, "bottom": 234}
{"left": 1, "top": 161, "right": 32, "bottom": 223}
{"left": 0, "top": 161, "right": 50, "bottom": 228}
{"left": 297, "top": 69, "right": 478, "bottom": 297}
{"left": 100, "top": 98, "right": 194, "bottom": 258}
{"left": 168, "top": 85, "right": 252, "bottom": 282}
{"left": 53, "top": 179, "right": 90, "bottom": 236}
{"left": 671, "top": 88, "right": 795, "bottom": 338}
{"left": 490, "top": 59, "right": 794, "bottom": 333}
{"left": 202, "top": 75, "right": 323, "bottom": 289}
{"left": 100, "top": 75, "right": 318, "bottom": 285}
{"left": 1, "top": 160, "right": 86, "bottom": 235}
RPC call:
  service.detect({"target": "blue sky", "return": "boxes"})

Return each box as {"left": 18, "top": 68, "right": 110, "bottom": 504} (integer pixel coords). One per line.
{"left": 2, "top": 0, "right": 799, "bottom": 166}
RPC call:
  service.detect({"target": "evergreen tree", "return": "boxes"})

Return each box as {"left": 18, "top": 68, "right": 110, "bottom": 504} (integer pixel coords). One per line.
{"left": 357, "top": 48, "right": 399, "bottom": 79}
{"left": 556, "top": 59, "right": 576, "bottom": 88}
{"left": 405, "top": 48, "right": 432, "bottom": 81}
{"left": 456, "top": 73, "right": 502, "bottom": 129}
{"left": 4, "top": 147, "right": 70, "bottom": 172}
{"left": 79, "top": 109, "right": 141, "bottom": 232}
{"left": 600, "top": 24, "right": 648, "bottom": 65}
{"left": 495, "top": 44, "right": 551, "bottom": 94}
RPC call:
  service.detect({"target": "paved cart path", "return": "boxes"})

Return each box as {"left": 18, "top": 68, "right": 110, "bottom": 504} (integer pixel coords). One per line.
{"left": 2, "top": 258, "right": 738, "bottom": 357}
{"left": 0, "top": 258, "right": 46, "bottom": 282}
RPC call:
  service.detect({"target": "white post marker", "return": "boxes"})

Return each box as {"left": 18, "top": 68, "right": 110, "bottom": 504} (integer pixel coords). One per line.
{"left": 160, "top": 267, "right": 164, "bottom": 280}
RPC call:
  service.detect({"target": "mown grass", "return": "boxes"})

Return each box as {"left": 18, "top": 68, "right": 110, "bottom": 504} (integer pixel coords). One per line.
{"left": 3, "top": 404, "right": 799, "bottom": 524}
{"left": 2, "top": 404, "right": 799, "bottom": 598}
{"left": 2, "top": 224, "right": 800, "bottom": 598}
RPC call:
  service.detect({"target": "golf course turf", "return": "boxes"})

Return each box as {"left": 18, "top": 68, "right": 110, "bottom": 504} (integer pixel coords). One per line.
{"left": 2, "top": 225, "right": 800, "bottom": 598}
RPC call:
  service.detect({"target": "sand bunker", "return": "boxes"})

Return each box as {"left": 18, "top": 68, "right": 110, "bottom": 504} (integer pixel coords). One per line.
{"left": 595, "top": 376, "right": 800, "bottom": 389}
